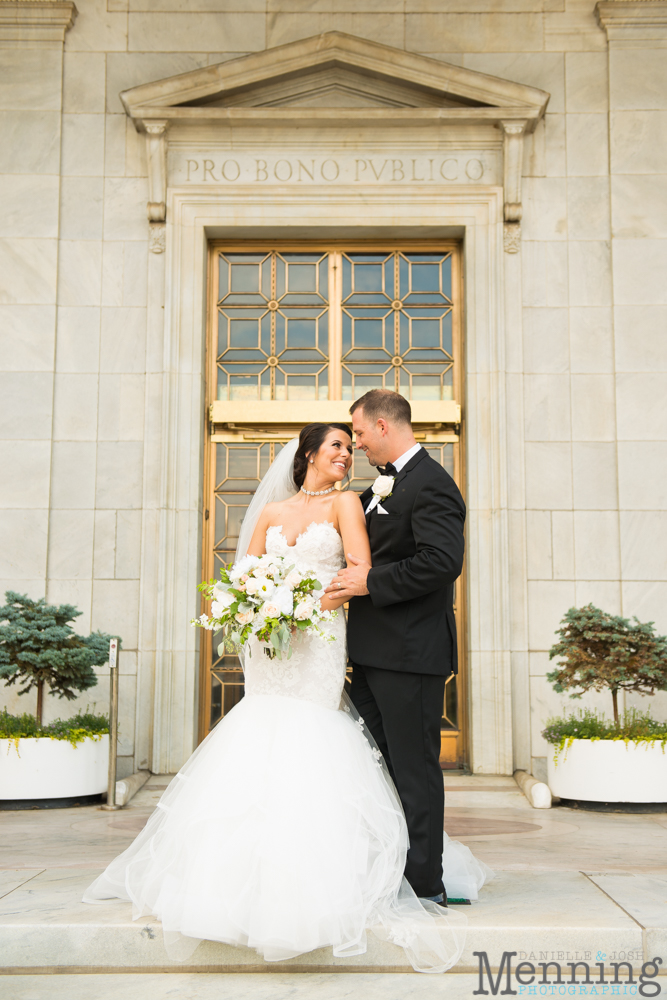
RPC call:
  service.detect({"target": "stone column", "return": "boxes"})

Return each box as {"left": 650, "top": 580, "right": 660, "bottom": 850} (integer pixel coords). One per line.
{"left": 597, "top": 2, "right": 667, "bottom": 699}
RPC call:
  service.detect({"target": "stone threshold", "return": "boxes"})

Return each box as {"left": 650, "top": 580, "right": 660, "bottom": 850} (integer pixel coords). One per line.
{"left": 2, "top": 868, "right": 665, "bottom": 975}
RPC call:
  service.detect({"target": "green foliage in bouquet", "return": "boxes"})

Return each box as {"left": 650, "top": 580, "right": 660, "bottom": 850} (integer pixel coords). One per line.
{"left": 0, "top": 708, "right": 109, "bottom": 752}
{"left": 547, "top": 604, "right": 667, "bottom": 724}
{"left": 0, "top": 592, "right": 116, "bottom": 724}
{"left": 194, "top": 554, "right": 333, "bottom": 661}
{"left": 542, "top": 707, "right": 667, "bottom": 763}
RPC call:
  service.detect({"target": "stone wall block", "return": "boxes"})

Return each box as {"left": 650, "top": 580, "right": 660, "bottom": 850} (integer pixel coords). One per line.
{"left": 620, "top": 512, "right": 667, "bottom": 582}
{"left": 551, "top": 509, "right": 574, "bottom": 580}
{"left": 95, "top": 440, "right": 144, "bottom": 509}
{"left": 526, "top": 509, "right": 553, "bottom": 580}
{"left": 522, "top": 306, "right": 569, "bottom": 373}
{"left": 566, "top": 112, "right": 609, "bottom": 176}
{"left": 574, "top": 510, "right": 620, "bottom": 581}
{"left": 63, "top": 52, "right": 106, "bottom": 113}
{"left": 617, "top": 373, "right": 667, "bottom": 441}
{"left": 93, "top": 508, "right": 116, "bottom": 579}
{"left": 525, "top": 441, "right": 573, "bottom": 510}
{"left": 100, "top": 307, "right": 147, "bottom": 373}
{"left": 572, "top": 441, "right": 618, "bottom": 510}
{"left": 59, "top": 176, "right": 105, "bottom": 241}
{"left": 57, "top": 241, "right": 102, "bottom": 307}
{"left": 565, "top": 51, "right": 608, "bottom": 112}
{"left": 50, "top": 441, "right": 96, "bottom": 509}
{"left": 47, "top": 509, "right": 95, "bottom": 580}
{"left": 567, "top": 176, "right": 610, "bottom": 241}
{"left": 0, "top": 50, "right": 63, "bottom": 111}
{"left": 568, "top": 240, "right": 611, "bottom": 307}
{"left": 0, "top": 238, "right": 58, "bottom": 305}
{"left": 571, "top": 373, "right": 616, "bottom": 441}
{"left": 0, "top": 510, "right": 48, "bottom": 581}
{"left": 0, "top": 305, "right": 55, "bottom": 371}
{"left": 524, "top": 372, "right": 571, "bottom": 441}
{"left": 53, "top": 372, "right": 99, "bottom": 441}
{"left": 91, "top": 578, "right": 140, "bottom": 649}
{"left": 527, "top": 579, "right": 575, "bottom": 650}
{"left": 0, "top": 441, "right": 51, "bottom": 508}
{"left": 98, "top": 372, "right": 146, "bottom": 441}
{"left": 0, "top": 175, "right": 59, "bottom": 238}
{"left": 569, "top": 306, "right": 613, "bottom": 373}
{"left": 0, "top": 372, "right": 53, "bottom": 439}
{"left": 55, "top": 306, "right": 101, "bottom": 373}
{"left": 618, "top": 442, "right": 667, "bottom": 511}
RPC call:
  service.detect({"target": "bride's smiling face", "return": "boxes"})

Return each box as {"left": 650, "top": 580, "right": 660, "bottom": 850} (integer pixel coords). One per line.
{"left": 308, "top": 429, "right": 353, "bottom": 483}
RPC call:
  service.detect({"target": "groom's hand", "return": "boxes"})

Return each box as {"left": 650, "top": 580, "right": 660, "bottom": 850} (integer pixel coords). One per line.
{"left": 325, "top": 554, "right": 371, "bottom": 600}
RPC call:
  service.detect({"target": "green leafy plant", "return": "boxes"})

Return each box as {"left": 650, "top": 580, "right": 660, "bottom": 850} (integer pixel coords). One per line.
{"left": 547, "top": 604, "right": 667, "bottom": 724}
{"left": 0, "top": 592, "right": 116, "bottom": 724}
{"left": 0, "top": 708, "right": 109, "bottom": 753}
{"left": 542, "top": 707, "right": 667, "bottom": 763}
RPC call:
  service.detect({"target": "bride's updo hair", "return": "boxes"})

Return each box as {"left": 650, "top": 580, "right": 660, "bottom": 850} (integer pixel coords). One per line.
{"left": 293, "top": 423, "right": 352, "bottom": 489}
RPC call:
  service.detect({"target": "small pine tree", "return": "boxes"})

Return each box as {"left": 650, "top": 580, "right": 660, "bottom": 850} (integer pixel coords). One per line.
{"left": 547, "top": 604, "right": 667, "bottom": 724}
{"left": 0, "top": 592, "right": 116, "bottom": 724}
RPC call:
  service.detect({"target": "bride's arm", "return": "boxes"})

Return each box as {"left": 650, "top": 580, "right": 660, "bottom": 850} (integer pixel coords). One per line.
{"left": 245, "top": 507, "right": 271, "bottom": 557}
{"left": 320, "top": 492, "right": 371, "bottom": 612}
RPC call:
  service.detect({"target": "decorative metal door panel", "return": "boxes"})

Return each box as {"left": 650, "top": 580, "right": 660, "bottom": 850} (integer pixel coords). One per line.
{"left": 202, "top": 244, "right": 466, "bottom": 769}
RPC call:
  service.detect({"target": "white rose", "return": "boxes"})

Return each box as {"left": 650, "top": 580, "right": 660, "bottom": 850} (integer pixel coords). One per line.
{"left": 273, "top": 585, "right": 294, "bottom": 616}
{"left": 261, "top": 600, "right": 280, "bottom": 619}
{"left": 244, "top": 577, "right": 260, "bottom": 595}
{"left": 372, "top": 474, "right": 394, "bottom": 498}
{"left": 230, "top": 555, "right": 258, "bottom": 580}
{"left": 284, "top": 570, "right": 302, "bottom": 589}
{"left": 211, "top": 592, "right": 234, "bottom": 617}
{"left": 235, "top": 610, "right": 255, "bottom": 625}
{"left": 294, "top": 599, "right": 315, "bottom": 621}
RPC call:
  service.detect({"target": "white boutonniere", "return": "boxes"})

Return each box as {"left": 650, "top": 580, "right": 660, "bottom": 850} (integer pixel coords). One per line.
{"left": 372, "top": 474, "right": 395, "bottom": 499}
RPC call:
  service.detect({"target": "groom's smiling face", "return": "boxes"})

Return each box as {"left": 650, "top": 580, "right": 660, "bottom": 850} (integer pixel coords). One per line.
{"left": 351, "top": 409, "right": 390, "bottom": 468}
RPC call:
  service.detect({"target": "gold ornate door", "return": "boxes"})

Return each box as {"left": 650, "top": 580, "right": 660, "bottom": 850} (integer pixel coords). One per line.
{"left": 200, "top": 244, "right": 466, "bottom": 768}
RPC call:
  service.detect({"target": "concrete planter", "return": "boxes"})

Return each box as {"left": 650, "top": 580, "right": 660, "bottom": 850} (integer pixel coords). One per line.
{"left": 0, "top": 734, "right": 109, "bottom": 800}
{"left": 547, "top": 738, "right": 667, "bottom": 803}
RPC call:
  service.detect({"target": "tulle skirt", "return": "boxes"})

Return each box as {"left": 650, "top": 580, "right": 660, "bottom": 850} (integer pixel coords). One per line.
{"left": 83, "top": 693, "right": 489, "bottom": 972}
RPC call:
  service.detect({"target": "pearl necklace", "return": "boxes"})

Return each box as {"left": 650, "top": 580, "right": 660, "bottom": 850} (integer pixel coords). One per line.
{"left": 300, "top": 485, "right": 336, "bottom": 497}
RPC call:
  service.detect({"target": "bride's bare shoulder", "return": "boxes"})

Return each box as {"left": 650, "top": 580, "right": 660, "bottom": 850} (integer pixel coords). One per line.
{"left": 333, "top": 490, "right": 364, "bottom": 516}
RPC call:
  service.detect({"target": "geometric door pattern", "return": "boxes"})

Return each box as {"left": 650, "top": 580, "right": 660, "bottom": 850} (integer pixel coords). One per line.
{"left": 203, "top": 244, "right": 465, "bottom": 766}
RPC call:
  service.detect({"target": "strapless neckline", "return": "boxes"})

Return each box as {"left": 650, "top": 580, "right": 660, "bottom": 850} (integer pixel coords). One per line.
{"left": 268, "top": 520, "right": 338, "bottom": 548}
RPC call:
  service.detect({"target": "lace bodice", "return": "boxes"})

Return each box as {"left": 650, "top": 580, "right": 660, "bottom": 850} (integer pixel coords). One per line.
{"left": 243, "top": 521, "right": 347, "bottom": 711}
{"left": 265, "top": 520, "right": 345, "bottom": 586}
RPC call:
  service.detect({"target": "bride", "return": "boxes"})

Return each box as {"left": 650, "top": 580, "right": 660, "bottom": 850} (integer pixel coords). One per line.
{"left": 83, "top": 422, "right": 491, "bottom": 972}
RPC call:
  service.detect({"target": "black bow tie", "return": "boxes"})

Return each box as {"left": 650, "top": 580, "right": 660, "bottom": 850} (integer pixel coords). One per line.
{"left": 380, "top": 462, "right": 397, "bottom": 477}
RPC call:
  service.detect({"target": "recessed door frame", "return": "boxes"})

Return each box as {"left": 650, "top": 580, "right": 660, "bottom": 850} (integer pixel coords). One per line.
{"left": 141, "top": 186, "right": 516, "bottom": 776}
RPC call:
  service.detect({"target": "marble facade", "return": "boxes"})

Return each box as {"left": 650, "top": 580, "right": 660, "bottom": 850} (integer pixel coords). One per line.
{"left": 1, "top": 0, "right": 666, "bottom": 779}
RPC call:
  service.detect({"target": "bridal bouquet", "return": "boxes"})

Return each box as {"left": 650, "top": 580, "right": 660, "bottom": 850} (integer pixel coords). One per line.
{"left": 192, "top": 554, "right": 337, "bottom": 660}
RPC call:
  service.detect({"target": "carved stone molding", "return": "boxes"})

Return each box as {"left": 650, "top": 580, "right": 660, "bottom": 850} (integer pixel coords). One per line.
{"left": 0, "top": 0, "right": 77, "bottom": 43}
{"left": 503, "top": 223, "right": 522, "bottom": 254}
{"left": 501, "top": 120, "right": 527, "bottom": 252}
{"left": 149, "top": 222, "right": 166, "bottom": 254}
{"left": 141, "top": 119, "right": 169, "bottom": 223}
{"left": 596, "top": 1, "right": 667, "bottom": 41}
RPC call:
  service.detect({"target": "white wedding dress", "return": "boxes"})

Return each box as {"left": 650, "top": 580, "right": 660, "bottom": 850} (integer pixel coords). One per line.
{"left": 83, "top": 520, "right": 492, "bottom": 972}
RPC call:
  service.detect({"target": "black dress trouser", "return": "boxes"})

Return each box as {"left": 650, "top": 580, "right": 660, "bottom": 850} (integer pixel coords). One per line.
{"left": 349, "top": 662, "right": 448, "bottom": 899}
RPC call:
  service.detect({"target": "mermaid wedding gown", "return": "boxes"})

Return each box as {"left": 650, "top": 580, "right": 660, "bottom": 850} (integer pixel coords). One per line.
{"left": 83, "top": 521, "right": 492, "bottom": 972}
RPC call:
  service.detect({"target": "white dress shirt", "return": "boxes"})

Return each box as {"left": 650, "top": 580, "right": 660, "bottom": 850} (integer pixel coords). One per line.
{"left": 365, "top": 443, "right": 423, "bottom": 513}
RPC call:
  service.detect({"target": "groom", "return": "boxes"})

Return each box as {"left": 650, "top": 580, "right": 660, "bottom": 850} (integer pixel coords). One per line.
{"left": 326, "top": 389, "right": 465, "bottom": 906}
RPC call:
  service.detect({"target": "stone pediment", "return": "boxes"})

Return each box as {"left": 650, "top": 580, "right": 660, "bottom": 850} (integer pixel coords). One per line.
{"left": 120, "top": 30, "right": 549, "bottom": 127}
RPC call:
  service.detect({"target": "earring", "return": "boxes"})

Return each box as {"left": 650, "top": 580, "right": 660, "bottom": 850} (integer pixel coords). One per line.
{"left": 309, "top": 459, "right": 314, "bottom": 463}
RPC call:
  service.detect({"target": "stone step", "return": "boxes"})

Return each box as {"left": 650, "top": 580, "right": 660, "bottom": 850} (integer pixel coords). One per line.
{"left": 1, "top": 868, "right": 663, "bottom": 976}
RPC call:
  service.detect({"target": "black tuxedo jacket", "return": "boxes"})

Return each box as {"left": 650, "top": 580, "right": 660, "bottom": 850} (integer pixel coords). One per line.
{"left": 347, "top": 448, "right": 465, "bottom": 677}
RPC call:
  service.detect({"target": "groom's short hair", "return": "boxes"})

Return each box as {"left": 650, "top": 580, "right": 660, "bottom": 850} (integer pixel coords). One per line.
{"left": 349, "top": 389, "right": 412, "bottom": 426}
